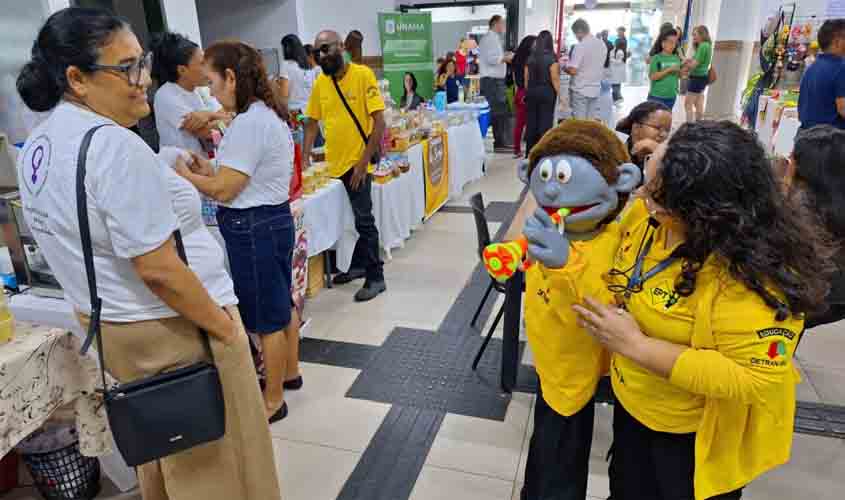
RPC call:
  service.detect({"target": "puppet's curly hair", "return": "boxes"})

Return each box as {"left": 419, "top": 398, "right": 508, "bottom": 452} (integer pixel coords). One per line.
{"left": 528, "top": 120, "right": 630, "bottom": 184}
{"left": 651, "top": 121, "right": 837, "bottom": 319}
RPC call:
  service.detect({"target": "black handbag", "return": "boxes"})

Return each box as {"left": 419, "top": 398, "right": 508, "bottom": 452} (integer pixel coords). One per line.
{"left": 332, "top": 76, "right": 381, "bottom": 166}
{"left": 77, "top": 125, "right": 226, "bottom": 467}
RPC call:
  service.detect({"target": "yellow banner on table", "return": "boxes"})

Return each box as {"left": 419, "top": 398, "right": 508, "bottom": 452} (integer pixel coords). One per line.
{"left": 423, "top": 134, "right": 449, "bottom": 219}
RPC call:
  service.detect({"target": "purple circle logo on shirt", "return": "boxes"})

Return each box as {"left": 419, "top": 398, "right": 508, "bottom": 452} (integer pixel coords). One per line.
{"left": 31, "top": 145, "right": 44, "bottom": 183}
{"left": 22, "top": 135, "right": 52, "bottom": 197}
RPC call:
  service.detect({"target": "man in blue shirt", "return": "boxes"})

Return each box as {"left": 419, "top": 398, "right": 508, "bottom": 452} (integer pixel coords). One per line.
{"left": 799, "top": 19, "right": 845, "bottom": 129}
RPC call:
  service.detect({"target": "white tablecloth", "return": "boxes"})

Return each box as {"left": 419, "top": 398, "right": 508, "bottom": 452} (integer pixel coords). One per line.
{"left": 772, "top": 116, "right": 801, "bottom": 157}
{"left": 447, "top": 122, "right": 486, "bottom": 199}
{"left": 372, "top": 150, "right": 425, "bottom": 257}
{"left": 302, "top": 179, "right": 358, "bottom": 272}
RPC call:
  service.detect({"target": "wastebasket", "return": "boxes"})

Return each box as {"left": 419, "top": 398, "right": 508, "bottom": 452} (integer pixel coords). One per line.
{"left": 17, "top": 425, "right": 101, "bottom": 500}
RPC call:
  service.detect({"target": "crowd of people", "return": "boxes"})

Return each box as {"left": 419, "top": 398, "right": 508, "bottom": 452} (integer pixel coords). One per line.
{"left": 12, "top": 4, "right": 845, "bottom": 500}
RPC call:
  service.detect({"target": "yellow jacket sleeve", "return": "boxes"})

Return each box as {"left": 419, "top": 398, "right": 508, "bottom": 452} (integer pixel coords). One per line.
{"left": 669, "top": 281, "right": 803, "bottom": 410}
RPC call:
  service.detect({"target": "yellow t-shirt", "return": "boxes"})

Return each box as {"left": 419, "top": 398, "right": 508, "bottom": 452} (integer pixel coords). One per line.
{"left": 305, "top": 63, "right": 385, "bottom": 178}
{"left": 524, "top": 230, "right": 618, "bottom": 417}
{"left": 604, "top": 199, "right": 803, "bottom": 434}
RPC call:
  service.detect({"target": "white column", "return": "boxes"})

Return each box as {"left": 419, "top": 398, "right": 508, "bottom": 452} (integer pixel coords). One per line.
{"left": 699, "top": 0, "right": 760, "bottom": 120}
{"left": 159, "top": 0, "right": 203, "bottom": 46}
{"left": 518, "top": 0, "right": 528, "bottom": 41}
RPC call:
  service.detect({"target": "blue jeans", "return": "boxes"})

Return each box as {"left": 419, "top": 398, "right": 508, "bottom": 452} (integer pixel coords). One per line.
{"left": 648, "top": 95, "right": 677, "bottom": 110}
{"left": 217, "top": 203, "right": 294, "bottom": 334}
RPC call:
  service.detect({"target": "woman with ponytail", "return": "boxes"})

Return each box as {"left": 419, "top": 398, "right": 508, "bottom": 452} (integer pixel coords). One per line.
{"left": 175, "top": 40, "right": 301, "bottom": 423}
{"left": 151, "top": 31, "right": 231, "bottom": 156}
{"left": 15, "top": 8, "right": 281, "bottom": 499}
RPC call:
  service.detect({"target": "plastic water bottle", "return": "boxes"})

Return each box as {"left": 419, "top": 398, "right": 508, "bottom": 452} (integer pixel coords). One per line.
{"left": 458, "top": 84, "right": 465, "bottom": 104}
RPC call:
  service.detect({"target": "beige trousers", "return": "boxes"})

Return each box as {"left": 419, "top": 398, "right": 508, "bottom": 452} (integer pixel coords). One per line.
{"left": 79, "top": 307, "right": 281, "bottom": 500}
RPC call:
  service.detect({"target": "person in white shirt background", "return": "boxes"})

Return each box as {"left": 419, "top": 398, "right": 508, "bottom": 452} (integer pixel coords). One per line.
{"left": 151, "top": 32, "right": 231, "bottom": 157}
{"left": 478, "top": 14, "right": 514, "bottom": 152}
{"left": 175, "top": 40, "right": 301, "bottom": 424}
{"left": 279, "top": 34, "right": 312, "bottom": 113}
{"left": 610, "top": 37, "right": 627, "bottom": 105}
{"left": 14, "top": 7, "right": 281, "bottom": 498}
{"left": 565, "top": 18, "right": 607, "bottom": 120}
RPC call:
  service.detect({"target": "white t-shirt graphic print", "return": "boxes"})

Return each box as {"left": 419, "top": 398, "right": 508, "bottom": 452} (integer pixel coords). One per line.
{"left": 16, "top": 102, "right": 179, "bottom": 322}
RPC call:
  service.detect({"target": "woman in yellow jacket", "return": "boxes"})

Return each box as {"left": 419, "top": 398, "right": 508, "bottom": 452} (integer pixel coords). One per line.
{"left": 527, "top": 121, "right": 836, "bottom": 499}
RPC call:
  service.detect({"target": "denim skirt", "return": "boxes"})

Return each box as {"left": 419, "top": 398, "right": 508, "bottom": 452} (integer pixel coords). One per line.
{"left": 217, "top": 203, "right": 294, "bottom": 334}
{"left": 687, "top": 75, "right": 709, "bottom": 94}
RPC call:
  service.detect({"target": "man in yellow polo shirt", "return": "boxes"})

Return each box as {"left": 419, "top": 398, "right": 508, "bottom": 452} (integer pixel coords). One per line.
{"left": 304, "top": 30, "right": 387, "bottom": 302}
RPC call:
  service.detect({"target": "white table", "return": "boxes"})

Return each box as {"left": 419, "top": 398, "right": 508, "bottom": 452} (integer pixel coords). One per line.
{"left": 372, "top": 151, "right": 425, "bottom": 258}
{"left": 302, "top": 179, "right": 358, "bottom": 272}
{"left": 447, "top": 121, "right": 486, "bottom": 200}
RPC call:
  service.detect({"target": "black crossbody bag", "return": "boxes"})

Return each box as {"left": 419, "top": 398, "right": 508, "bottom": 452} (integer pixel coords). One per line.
{"left": 332, "top": 76, "right": 380, "bottom": 166}
{"left": 77, "top": 125, "right": 225, "bottom": 467}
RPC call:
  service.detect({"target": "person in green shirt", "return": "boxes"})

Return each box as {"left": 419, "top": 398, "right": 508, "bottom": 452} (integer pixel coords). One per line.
{"left": 685, "top": 25, "right": 713, "bottom": 122}
{"left": 648, "top": 28, "right": 682, "bottom": 110}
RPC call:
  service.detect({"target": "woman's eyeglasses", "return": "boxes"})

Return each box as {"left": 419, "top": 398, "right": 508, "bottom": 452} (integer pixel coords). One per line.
{"left": 89, "top": 52, "right": 152, "bottom": 87}
{"left": 638, "top": 121, "right": 671, "bottom": 137}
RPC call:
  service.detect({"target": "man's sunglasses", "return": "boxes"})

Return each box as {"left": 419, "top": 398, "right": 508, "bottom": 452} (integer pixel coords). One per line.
{"left": 89, "top": 52, "right": 152, "bottom": 87}
{"left": 317, "top": 42, "right": 341, "bottom": 54}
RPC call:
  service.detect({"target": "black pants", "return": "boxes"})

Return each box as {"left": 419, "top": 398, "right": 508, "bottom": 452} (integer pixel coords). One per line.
{"left": 521, "top": 388, "right": 594, "bottom": 500}
{"left": 341, "top": 169, "right": 384, "bottom": 282}
{"left": 481, "top": 76, "right": 510, "bottom": 148}
{"left": 612, "top": 84, "right": 623, "bottom": 102}
{"left": 609, "top": 401, "right": 744, "bottom": 500}
{"left": 524, "top": 86, "right": 557, "bottom": 158}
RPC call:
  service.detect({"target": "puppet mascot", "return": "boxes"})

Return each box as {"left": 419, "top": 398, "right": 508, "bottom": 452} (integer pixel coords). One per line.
{"left": 510, "top": 120, "right": 641, "bottom": 500}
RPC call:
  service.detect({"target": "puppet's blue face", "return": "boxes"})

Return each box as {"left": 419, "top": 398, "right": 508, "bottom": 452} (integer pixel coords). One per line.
{"left": 520, "top": 154, "right": 641, "bottom": 234}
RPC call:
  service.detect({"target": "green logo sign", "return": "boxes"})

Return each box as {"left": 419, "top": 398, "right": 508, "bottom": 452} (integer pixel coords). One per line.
{"left": 379, "top": 12, "right": 434, "bottom": 101}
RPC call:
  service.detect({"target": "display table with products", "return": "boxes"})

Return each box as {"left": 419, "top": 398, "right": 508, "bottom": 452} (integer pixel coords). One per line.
{"left": 368, "top": 118, "right": 487, "bottom": 256}
{"left": 447, "top": 101, "right": 491, "bottom": 138}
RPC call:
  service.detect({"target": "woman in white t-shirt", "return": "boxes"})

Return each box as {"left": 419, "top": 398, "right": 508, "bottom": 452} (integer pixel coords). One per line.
{"left": 610, "top": 38, "right": 627, "bottom": 104}
{"left": 175, "top": 40, "right": 300, "bottom": 424}
{"left": 158, "top": 147, "right": 237, "bottom": 305}
{"left": 279, "top": 34, "right": 311, "bottom": 113}
{"left": 14, "top": 8, "right": 280, "bottom": 498}
{"left": 151, "top": 32, "right": 231, "bottom": 156}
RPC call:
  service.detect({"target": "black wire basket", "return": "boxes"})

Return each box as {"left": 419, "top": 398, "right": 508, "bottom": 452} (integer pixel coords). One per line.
{"left": 20, "top": 440, "right": 101, "bottom": 500}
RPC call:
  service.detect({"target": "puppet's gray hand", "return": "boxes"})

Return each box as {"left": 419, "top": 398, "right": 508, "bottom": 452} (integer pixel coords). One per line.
{"left": 524, "top": 208, "right": 570, "bottom": 269}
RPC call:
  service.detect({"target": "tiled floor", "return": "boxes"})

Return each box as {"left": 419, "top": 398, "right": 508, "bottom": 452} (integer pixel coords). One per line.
{"left": 9, "top": 86, "right": 845, "bottom": 500}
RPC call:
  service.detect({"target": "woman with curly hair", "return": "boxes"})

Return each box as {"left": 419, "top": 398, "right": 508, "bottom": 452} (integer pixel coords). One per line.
{"left": 527, "top": 121, "right": 837, "bottom": 498}
{"left": 780, "top": 125, "right": 845, "bottom": 328}
{"left": 175, "top": 40, "right": 301, "bottom": 424}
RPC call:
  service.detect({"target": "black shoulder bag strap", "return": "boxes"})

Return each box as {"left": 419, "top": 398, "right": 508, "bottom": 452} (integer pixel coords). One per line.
{"left": 332, "top": 75, "right": 380, "bottom": 165}
{"left": 76, "top": 125, "right": 207, "bottom": 388}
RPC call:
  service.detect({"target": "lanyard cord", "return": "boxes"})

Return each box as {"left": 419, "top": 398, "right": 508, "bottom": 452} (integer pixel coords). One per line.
{"left": 607, "top": 218, "right": 679, "bottom": 298}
